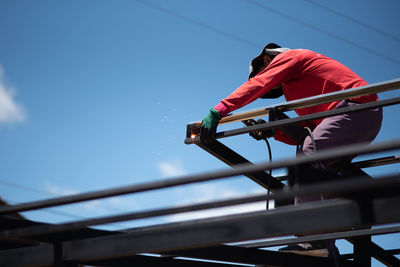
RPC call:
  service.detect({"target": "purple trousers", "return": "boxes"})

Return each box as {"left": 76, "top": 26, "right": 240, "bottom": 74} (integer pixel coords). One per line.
{"left": 295, "top": 100, "right": 383, "bottom": 204}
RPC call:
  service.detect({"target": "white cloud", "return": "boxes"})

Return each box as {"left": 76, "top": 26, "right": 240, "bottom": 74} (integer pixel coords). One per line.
{"left": 44, "top": 182, "right": 136, "bottom": 213}
{"left": 157, "top": 158, "right": 187, "bottom": 177}
{"left": 165, "top": 184, "right": 272, "bottom": 222}
{"left": 166, "top": 201, "right": 267, "bottom": 222}
{"left": 0, "top": 65, "right": 25, "bottom": 124}
{"left": 45, "top": 182, "right": 79, "bottom": 196}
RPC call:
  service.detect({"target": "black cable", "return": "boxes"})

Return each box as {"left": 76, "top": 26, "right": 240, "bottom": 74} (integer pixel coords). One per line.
{"left": 0, "top": 180, "right": 131, "bottom": 228}
{"left": 136, "top": 0, "right": 259, "bottom": 48}
{"left": 304, "top": 127, "right": 316, "bottom": 153}
{"left": 138, "top": 0, "right": 400, "bottom": 64}
{"left": 305, "top": 0, "right": 400, "bottom": 44}
{"left": 264, "top": 138, "right": 273, "bottom": 210}
{"left": 243, "top": 0, "right": 400, "bottom": 65}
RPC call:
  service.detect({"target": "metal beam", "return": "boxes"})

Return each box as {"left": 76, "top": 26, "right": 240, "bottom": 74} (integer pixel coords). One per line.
{"left": 353, "top": 155, "right": 400, "bottom": 168}
{"left": 195, "top": 139, "right": 285, "bottom": 190}
{"left": 214, "top": 78, "right": 400, "bottom": 125}
{"left": 1, "top": 139, "right": 399, "bottom": 216}
{"left": 81, "top": 254, "right": 238, "bottom": 267}
{"left": 186, "top": 96, "right": 400, "bottom": 143}
{"left": 165, "top": 245, "right": 355, "bottom": 267}
{"left": 2, "top": 174, "right": 399, "bottom": 241}
{"left": 60, "top": 196, "right": 400, "bottom": 262}
{"left": 0, "top": 244, "right": 54, "bottom": 267}
{"left": 236, "top": 225, "right": 400, "bottom": 248}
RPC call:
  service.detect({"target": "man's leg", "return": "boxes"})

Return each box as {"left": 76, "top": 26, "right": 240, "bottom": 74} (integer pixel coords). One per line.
{"left": 296, "top": 100, "right": 382, "bottom": 203}
{"left": 280, "top": 101, "right": 382, "bottom": 257}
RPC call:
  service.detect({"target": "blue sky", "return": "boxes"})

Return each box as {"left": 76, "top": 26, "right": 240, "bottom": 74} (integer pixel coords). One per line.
{"left": 0, "top": 0, "right": 399, "bottom": 263}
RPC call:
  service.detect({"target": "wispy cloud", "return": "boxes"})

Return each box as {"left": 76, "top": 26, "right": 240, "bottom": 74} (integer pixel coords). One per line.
{"left": 45, "top": 182, "right": 79, "bottom": 196}
{"left": 157, "top": 158, "right": 187, "bottom": 177}
{"left": 165, "top": 184, "right": 270, "bottom": 222}
{"left": 0, "top": 65, "right": 25, "bottom": 125}
{"left": 44, "top": 182, "right": 136, "bottom": 213}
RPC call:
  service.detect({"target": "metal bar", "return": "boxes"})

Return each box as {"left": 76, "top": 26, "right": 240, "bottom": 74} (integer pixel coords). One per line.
{"left": 186, "top": 96, "right": 400, "bottom": 144}
{"left": 341, "top": 248, "right": 400, "bottom": 259}
{"left": 61, "top": 196, "right": 400, "bottom": 262}
{"left": 340, "top": 245, "right": 400, "bottom": 267}
{"left": 1, "top": 174, "right": 399, "bottom": 240}
{"left": 274, "top": 153, "right": 400, "bottom": 181}
{"left": 216, "top": 78, "right": 400, "bottom": 125}
{"left": 165, "top": 244, "right": 353, "bottom": 267}
{"left": 353, "top": 235, "right": 372, "bottom": 266}
{"left": 12, "top": 174, "right": 400, "bottom": 238}
{"left": 353, "top": 155, "right": 400, "bottom": 168}
{"left": 1, "top": 139, "right": 400, "bottom": 215}
{"left": 0, "top": 244, "right": 54, "bottom": 267}
{"left": 367, "top": 242, "right": 400, "bottom": 267}
{"left": 195, "top": 140, "right": 285, "bottom": 190}
{"left": 237, "top": 225, "right": 400, "bottom": 248}
{"left": 82, "top": 254, "right": 239, "bottom": 267}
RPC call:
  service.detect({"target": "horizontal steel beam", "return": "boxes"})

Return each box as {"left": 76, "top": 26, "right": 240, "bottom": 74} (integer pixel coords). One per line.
{"left": 1, "top": 173, "right": 399, "bottom": 241}
{"left": 82, "top": 254, "right": 238, "bottom": 267}
{"left": 165, "top": 244, "right": 354, "bottom": 267}
{"left": 61, "top": 196, "right": 400, "bottom": 262}
{"left": 195, "top": 138, "right": 285, "bottom": 190}
{"left": 1, "top": 139, "right": 400, "bottom": 216}
{"left": 353, "top": 155, "right": 400, "bottom": 168}
{"left": 186, "top": 95, "right": 400, "bottom": 144}
{"left": 0, "top": 244, "right": 53, "bottom": 267}
{"left": 217, "top": 78, "right": 400, "bottom": 125}
{"left": 238, "top": 225, "right": 400, "bottom": 248}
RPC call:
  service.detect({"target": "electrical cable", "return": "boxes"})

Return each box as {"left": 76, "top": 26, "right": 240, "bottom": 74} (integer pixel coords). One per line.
{"left": 135, "top": 0, "right": 259, "bottom": 48}
{"left": 264, "top": 138, "right": 273, "bottom": 210}
{"left": 304, "top": 127, "right": 316, "bottom": 153}
{"left": 0, "top": 179, "right": 131, "bottom": 229}
{"left": 243, "top": 0, "right": 400, "bottom": 65}
{"left": 304, "top": 0, "right": 400, "bottom": 44}
{"left": 137, "top": 0, "right": 399, "bottom": 64}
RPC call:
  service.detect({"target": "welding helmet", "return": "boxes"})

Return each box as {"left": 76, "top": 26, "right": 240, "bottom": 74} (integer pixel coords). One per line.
{"left": 249, "top": 43, "right": 286, "bottom": 98}
{"left": 248, "top": 43, "right": 282, "bottom": 80}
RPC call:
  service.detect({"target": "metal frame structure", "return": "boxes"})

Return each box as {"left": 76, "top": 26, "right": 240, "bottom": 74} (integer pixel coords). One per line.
{"left": 1, "top": 79, "right": 400, "bottom": 267}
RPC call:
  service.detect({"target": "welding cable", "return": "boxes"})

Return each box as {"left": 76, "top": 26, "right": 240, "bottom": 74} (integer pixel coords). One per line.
{"left": 304, "top": 127, "right": 317, "bottom": 153}
{"left": 263, "top": 137, "right": 273, "bottom": 210}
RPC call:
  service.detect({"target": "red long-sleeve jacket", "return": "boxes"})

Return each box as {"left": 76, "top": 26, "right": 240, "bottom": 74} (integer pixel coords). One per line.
{"left": 214, "top": 49, "right": 378, "bottom": 145}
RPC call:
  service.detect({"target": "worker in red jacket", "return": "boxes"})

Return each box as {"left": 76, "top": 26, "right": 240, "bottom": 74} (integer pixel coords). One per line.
{"left": 201, "top": 43, "right": 382, "bottom": 257}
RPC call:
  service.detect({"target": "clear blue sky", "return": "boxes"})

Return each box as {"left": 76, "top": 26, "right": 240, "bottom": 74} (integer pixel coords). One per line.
{"left": 0, "top": 0, "right": 399, "bottom": 264}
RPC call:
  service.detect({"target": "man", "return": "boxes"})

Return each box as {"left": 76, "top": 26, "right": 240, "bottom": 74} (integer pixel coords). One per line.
{"left": 201, "top": 43, "right": 382, "bottom": 257}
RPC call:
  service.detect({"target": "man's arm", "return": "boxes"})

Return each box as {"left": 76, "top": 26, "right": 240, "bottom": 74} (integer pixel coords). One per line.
{"left": 214, "top": 54, "right": 299, "bottom": 117}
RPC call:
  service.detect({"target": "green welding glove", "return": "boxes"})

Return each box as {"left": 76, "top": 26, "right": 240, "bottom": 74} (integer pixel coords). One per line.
{"left": 201, "top": 108, "right": 221, "bottom": 144}
{"left": 202, "top": 108, "right": 221, "bottom": 129}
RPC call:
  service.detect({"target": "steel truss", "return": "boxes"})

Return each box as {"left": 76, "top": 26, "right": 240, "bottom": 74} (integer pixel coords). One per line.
{"left": 1, "top": 79, "right": 400, "bottom": 267}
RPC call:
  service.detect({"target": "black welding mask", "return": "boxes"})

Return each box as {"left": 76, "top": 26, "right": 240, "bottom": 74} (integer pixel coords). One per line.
{"left": 248, "top": 43, "right": 289, "bottom": 99}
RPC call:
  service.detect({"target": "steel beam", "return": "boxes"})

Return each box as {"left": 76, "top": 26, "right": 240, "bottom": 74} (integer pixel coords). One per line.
{"left": 0, "top": 244, "right": 54, "bottom": 267}
{"left": 214, "top": 78, "right": 400, "bottom": 125}
{"left": 237, "top": 225, "right": 400, "bottom": 249}
{"left": 186, "top": 96, "right": 400, "bottom": 144}
{"left": 2, "top": 174, "right": 399, "bottom": 241}
{"left": 165, "top": 245, "right": 355, "bottom": 267}
{"left": 81, "top": 254, "right": 238, "bottom": 267}
{"left": 196, "top": 139, "right": 284, "bottom": 190}
{"left": 1, "top": 139, "right": 399, "bottom": 216}
{"left": 60, "top": 196, "right": 400, "bottom": 262}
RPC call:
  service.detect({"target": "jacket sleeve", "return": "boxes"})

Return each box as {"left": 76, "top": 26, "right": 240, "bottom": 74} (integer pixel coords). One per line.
{"left": 273, "top": 120, "right": 317, "bottom": 146}
{"left": 214, "top": 54, "right": 299, "bottom": 117}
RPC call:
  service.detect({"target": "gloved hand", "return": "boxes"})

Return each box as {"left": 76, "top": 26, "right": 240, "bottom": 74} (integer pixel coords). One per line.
{"left": 202, "top": 108, "right": 221, "bottom": 129}
{"left": 249, "top": 119, "right": 275, "bottom": 141}
{"left": 201, "top": 108, "right": 221, "bottom": 144}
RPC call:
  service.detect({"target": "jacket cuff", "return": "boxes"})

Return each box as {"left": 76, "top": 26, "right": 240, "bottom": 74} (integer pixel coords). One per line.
{"left": 214, "top": 102, "right": 229, "bottom": 117}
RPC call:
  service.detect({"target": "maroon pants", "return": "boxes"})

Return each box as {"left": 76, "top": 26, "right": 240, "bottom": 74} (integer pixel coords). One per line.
{"left": 295, "top": 100, "right": 383, "bottom": 204}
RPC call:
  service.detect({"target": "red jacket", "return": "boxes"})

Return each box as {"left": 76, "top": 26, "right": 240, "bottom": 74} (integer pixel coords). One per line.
{"left": 214, "top": 49, "right": 378, "bottom": 145}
